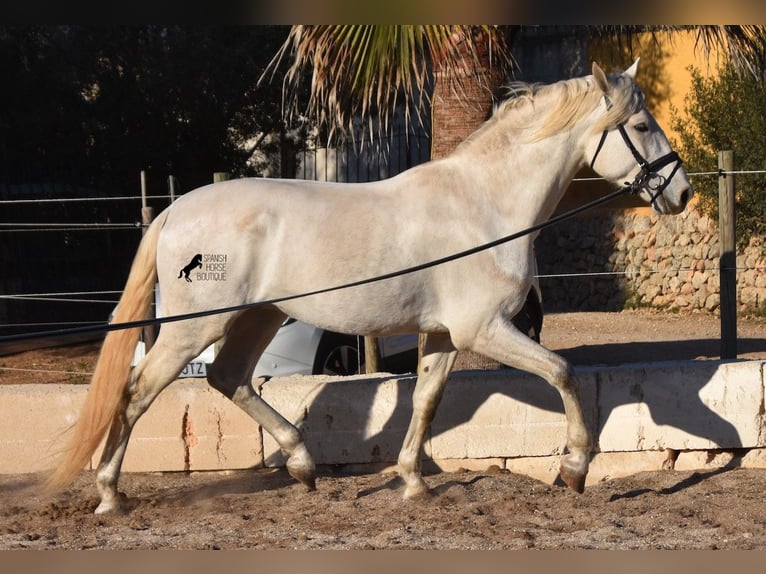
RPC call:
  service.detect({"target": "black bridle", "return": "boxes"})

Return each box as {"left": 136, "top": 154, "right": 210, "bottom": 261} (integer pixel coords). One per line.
{"left": 589, "top": 96, "right": 683, "bottom": 209}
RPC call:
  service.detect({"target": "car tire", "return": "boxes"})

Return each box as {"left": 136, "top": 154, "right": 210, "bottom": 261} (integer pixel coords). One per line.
{"left": 313, "top": 333, "right": 365, "bottom": 375}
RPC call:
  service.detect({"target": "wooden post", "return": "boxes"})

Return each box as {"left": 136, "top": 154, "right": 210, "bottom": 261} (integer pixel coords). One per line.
{"left": 168, "top": 175, "right": 177, "bottom": 203}
{"left": 364, "top": 336, "right": 381, "bottom": 374}
{"left": 140, "top": 171, "right": 155, "bottom": 231}
{"left": 140, "top": 170, "right": 157, "bottom": 351}
{"left": 718, "top": 150, "right": 737, "bottom": 359}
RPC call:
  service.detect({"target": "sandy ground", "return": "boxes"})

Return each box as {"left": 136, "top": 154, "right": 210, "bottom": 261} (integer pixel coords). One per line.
{"left": 2, "top": 465, "right": 766, "bottom": 550}
{"left": 0, "top": 309, "right": 765, "bottom": 550}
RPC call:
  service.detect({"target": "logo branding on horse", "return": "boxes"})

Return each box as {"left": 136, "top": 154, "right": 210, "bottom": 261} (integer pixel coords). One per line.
{"left": 177, "top": 253, "right": 227, "bottom": 282}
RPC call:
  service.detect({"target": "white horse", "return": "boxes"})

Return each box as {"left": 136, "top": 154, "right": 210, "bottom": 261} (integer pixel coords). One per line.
{"left": 47, "top": 60, "right": 692, "bottom": 514}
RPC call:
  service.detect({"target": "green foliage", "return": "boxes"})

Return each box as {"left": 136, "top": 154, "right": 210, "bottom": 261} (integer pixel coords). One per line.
{"left": 670, "top": 66, "right": 766, "bottom": 247}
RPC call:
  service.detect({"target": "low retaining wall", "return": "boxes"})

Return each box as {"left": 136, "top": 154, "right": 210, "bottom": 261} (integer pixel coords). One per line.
{"left": 2, "top": 360, "right": 765, "bottom": 486}
{"left": 537, "top": 205, "right": 766, "bottom": 313}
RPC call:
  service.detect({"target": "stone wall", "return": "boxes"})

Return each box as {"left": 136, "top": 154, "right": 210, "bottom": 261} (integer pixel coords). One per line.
{"left": 536, "top": 205, "right": 766, "bottom": 314}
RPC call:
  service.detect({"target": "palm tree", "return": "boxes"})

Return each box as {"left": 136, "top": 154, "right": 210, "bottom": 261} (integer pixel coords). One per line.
{"left": 262, "top": 25, "right": 766, "bottom": 371}
{"left": 262, "top": 25, "right": 513, "bottom": 149}
{"left": 265, "top": 25, "right": 766, "bottom": 150}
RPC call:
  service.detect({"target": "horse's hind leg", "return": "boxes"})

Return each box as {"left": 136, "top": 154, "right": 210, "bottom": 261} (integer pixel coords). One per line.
{"left": 465, "top": 319, "right": 592, "bottom": 493}
{"left": 95, "top": 323, "right": 214, "bottom": 513}
{"left": 398, "top": 332, "right": 458, "bottom": 499}
{"left": 205, "top": 307, "right": 316, "bottom": 490}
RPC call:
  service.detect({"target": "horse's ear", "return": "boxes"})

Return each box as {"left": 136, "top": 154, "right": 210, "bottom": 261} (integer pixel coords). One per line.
{"left": 592, "top": 62, "right": 609, "bottom": 93}
{"left": 624, "top": 57, "right": 640, "bottom": 80}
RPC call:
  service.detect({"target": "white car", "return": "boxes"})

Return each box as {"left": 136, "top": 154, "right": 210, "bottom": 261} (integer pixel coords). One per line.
{"left": 253, "top": 320, "right": 417, "bottom": 378}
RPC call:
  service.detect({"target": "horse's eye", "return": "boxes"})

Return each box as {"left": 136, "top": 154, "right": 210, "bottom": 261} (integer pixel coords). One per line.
{"left": 634, "top": 123, "right": 649, "bottom": 132}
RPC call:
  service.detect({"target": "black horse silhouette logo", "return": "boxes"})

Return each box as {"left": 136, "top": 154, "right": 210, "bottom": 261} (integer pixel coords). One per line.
{"left": 178, "top": 254, "right": 203, "bottom": 282}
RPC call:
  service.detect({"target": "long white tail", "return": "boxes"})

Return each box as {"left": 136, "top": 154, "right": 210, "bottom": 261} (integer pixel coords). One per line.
{"left": 45, "top": 210, "right": 167, "bottom": 491}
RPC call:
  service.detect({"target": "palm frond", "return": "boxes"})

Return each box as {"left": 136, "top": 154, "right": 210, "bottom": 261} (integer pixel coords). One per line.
{"left": 689, "top": 25, "right": 766, "bottom": 78}
{"left": 262, "top": 25, "right": 766, "bottom": 146}
{"left": 260, "top": 25, "right": 512, "bottom": 144}
{"left": 589, "top": 25, "right": 766, "bottom": 78}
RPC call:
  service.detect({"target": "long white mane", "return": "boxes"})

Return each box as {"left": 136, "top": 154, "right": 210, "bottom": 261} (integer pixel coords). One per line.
{"left": 456, "top": 69, "right": 646, "bottom": 150}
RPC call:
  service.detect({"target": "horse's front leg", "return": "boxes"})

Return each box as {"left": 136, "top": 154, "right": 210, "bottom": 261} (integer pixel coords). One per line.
{"left": 398, "top": 332, "right": 458, "bottom": 499}
{"left": 468, "top": 318, "right": 592, "bottom": 492}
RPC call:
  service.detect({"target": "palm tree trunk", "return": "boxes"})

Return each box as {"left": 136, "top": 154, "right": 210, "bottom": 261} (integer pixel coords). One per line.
{"left": 418, "top": 33, "right": 505, "bottom": 365}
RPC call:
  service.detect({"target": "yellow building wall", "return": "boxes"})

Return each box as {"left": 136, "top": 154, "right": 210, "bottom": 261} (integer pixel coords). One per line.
{"left": 559, "top": 31, "right": 716, "bottom": 214}
{"left": 652, "top": 30, "right": 716, "bottom": 142}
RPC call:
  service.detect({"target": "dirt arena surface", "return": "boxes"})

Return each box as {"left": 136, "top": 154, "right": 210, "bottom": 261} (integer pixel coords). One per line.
{"left": 2, "top": 465, "right": 766, "bottom": 550}
{"left": 1, "top": 310, "right": 765, "bottom": 550}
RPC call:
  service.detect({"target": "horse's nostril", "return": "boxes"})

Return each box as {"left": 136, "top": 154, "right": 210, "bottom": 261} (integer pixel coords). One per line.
{"left": 680, "top": 189, "right": 690, "bottom": 206}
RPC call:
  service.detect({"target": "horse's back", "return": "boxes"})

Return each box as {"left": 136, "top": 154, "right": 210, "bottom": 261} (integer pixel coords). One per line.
{"left": 151, "top": 170, "right": 529, "bottom": 335}
{"left": 153, "top": 177, "right": 422, "bottom": 329}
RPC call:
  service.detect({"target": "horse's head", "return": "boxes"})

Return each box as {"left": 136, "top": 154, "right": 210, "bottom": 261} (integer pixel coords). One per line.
{"left": 586, "top": 59, "right": 693, "bottom": 215}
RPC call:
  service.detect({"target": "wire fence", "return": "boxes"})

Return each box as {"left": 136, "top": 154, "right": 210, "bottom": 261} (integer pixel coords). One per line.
{"left": 0, "top": 168, "right": 764, "bottom": 341}
{"left": 0, "top": 167, "right": 760, "bottom": 228}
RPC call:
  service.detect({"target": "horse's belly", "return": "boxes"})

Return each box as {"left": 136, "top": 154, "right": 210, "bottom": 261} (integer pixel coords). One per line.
{"left": 274, "top": 282, "right": 427, "bottom": 337}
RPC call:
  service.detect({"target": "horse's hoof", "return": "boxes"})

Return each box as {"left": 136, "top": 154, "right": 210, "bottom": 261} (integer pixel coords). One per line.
{"left": 402, "top": 480, "right": 431, "bottom": 500}
{"left": 287, "top": 466, "right": 317, "bottom": 491}
{"left": 286, "top": 449, "right": 317, "bottom": 491}
{"left": 297, "top": 475, "right": 317, "bottom": 491}
{"left": 94, "top": 500, "right": 123, "bottom": 515}
{"left": 93, "top": 491, "right": 128, "bottom": 514}
{"left": 559, "top": 469, "right": 586, "bottom": 494}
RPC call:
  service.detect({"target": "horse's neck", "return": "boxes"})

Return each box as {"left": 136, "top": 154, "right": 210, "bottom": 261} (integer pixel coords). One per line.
{"left": 452, "top": 124, "right": 586, "bottom": 226}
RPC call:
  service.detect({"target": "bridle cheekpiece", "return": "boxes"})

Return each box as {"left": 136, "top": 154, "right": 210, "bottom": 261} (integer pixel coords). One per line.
{"left": 589, "top": 94, "right": 683, "bottom": 209}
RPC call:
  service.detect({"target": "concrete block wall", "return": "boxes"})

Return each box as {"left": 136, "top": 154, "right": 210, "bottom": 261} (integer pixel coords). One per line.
{"left": 115, "top": 382, "right": 262, "bottom": 473}
{"left": 0, "top": 384, "right": 85, "bottom": 473}
{"left": 260, "top": 374, "right": 418, "bottom": 467}
{"left": 595, "top": 361, "right": 766, "bottom": 452}
{"left": 1, "top": 360, "right": 764, "bottom": 486}
{"left": 0, "top": 382, "right": 262, "bottom": 475}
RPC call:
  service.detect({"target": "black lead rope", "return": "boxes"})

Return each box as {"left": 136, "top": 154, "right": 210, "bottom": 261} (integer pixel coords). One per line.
{"left": 0, "top": 183, "right": 637, "bottom": 345}
{"left": 4, "top": 89, "right": 686, "bottom": 346}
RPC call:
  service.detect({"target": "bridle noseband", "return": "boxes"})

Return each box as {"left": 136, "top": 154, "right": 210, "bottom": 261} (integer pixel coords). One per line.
{"left": 589, "top": 95, "right": 683, "bottom": 209}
